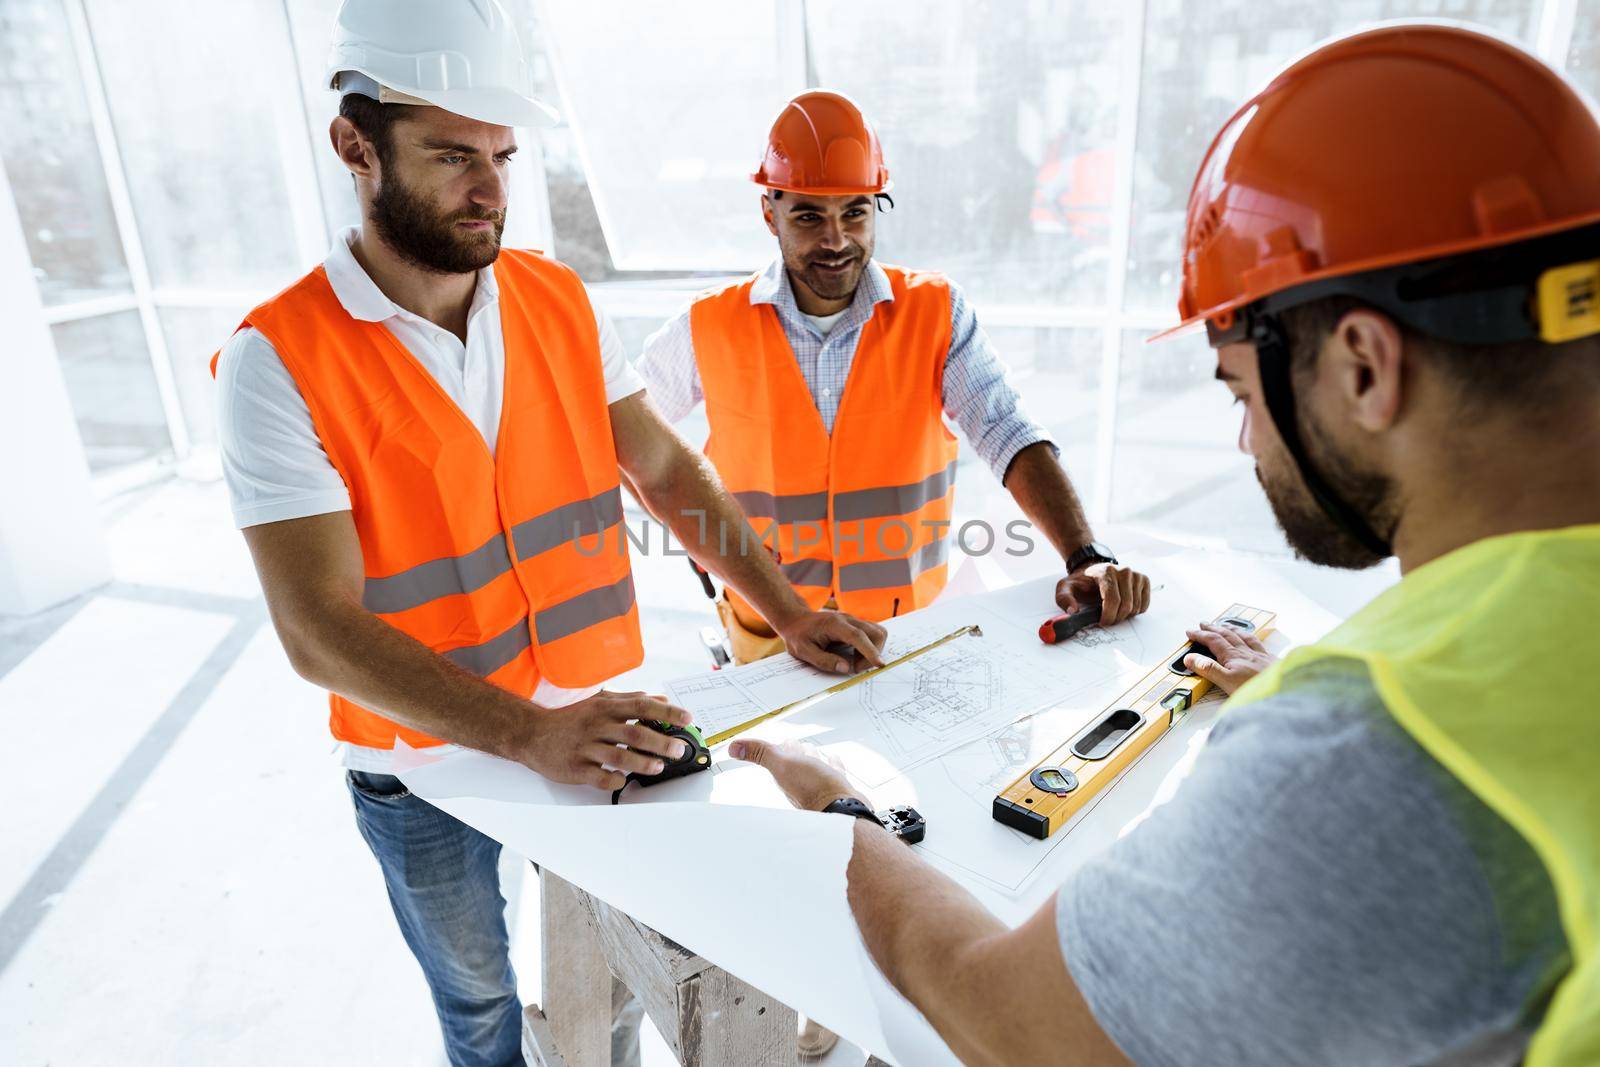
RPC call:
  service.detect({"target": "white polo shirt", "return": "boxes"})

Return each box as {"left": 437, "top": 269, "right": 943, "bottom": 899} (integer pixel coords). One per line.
{"left": 215, "top": 227, "right": 645, "bottom": 772}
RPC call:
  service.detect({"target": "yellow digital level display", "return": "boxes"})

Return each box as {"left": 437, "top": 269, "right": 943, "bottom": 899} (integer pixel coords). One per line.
{"left": 993, "top": 604, "right": 1276, "bottom": 840}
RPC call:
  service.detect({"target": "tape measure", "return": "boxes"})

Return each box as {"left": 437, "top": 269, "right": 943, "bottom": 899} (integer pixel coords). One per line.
{"left": 703, "top": 624, "right": 983, "bottom": 746}
{"left": 993, "top": 604, "right": 1276, "bottom": 839}
{"left": 611, "top": 721, "right": 712, "bottom": 804}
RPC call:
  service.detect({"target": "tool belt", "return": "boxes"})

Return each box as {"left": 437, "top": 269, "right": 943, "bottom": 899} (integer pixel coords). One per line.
{"left": 715, "top": 591, "right": 789, "bottom": 665}
{"left": 714, "top": 591, "right": 844, "bottom": 666}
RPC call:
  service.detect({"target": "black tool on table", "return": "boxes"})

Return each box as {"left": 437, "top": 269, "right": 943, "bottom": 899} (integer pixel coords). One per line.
{"left": 823, "top": 798, "right": 929, "bottom": 843}
{"left": 878, "top": 805, "right": 927, "bottom": 844}
{"left": 823, "top": 639, "right": 866, "bottom": 671}
{"left": 610, "top": 721, "right": 711, "bottom": 805}
{"left": 688, "top": 558, "right": 717, "bottom": 599}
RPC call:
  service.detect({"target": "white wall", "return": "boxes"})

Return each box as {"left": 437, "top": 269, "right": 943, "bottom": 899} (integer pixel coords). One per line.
{"left": 0, "top": 162, "right": 111, "bottom": 615}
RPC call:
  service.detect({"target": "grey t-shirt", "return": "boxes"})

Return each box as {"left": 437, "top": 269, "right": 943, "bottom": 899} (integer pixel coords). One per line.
{"left": 1058, "top": 657, "right": 1568, "bottom": 1067}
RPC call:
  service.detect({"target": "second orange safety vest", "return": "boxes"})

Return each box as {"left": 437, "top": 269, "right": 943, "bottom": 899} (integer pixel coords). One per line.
{"left": 690, "top": 264, "right": 958, "bottom": 623}
{"left": 217, "top": 249, "right": 643, "bottom": 750}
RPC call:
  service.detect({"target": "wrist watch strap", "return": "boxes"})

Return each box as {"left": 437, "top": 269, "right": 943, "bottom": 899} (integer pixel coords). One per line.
{"left": 1066, "top": 541, "right": 1118, "bottom": 574}
{"left": 821, "top": 796, "right": 878, "bottom": 825}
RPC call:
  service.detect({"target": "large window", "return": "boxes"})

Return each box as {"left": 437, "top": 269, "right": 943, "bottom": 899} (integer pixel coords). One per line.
{"left": 0, "top": 0, "right": 328, "bottom": 471}
{"left": 88, "top": 0, "right": 318, "bottom": 293}
{"left": 0, "top": 0, "right": 1581, "bottom": 552}
{"left": 0, "top": 0, "right": 129, "bottom": 307}
{"left": 808, "top": 0, "right": 1125, "bottom": 309}
{"left": 535, "top": 0, "right": 794, "bottom": 271}
{"left": 1566, "top": 1, "right": 1600, "bottom": 105}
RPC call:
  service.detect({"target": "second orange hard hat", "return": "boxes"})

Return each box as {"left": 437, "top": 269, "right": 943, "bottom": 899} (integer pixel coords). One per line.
{"left": 751, "top": 90, "right": 892, "bottom": 196}
{"left": 1164, "top": 21, "right": 1600, "bottom": 339}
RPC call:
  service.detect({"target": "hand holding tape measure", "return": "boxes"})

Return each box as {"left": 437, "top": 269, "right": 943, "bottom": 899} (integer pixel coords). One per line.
{"left": 996, "top": 604, "right": 1277, "bottom": 839}
{"left": 612, "top": 720, "right": 712, "bottom": 804}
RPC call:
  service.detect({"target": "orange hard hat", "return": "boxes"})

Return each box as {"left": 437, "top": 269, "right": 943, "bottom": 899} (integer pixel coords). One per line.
{"left": 751, "top": 90, "right": 892, "bottom": 196}
{"left": 1162, "top": 21, "right": 1600, "bottom": 341}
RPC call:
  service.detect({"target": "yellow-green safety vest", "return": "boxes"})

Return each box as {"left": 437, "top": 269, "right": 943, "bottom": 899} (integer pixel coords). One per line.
{"left": 1228, "top": 524, "right": 1600, "bottom": 1067}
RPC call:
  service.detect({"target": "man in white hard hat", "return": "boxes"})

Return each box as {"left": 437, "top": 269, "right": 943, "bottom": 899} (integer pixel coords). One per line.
{"left": 213, "top": 2, "right": 886, "bottom": 1065}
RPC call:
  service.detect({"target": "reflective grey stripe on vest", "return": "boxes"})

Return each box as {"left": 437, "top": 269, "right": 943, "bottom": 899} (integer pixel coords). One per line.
{"left": 832, "top": 460, "right": 959, "bottom": 522}
{"left": 734, "top": 461, "right": 956, "bottom": 530}
{"left": 838, "top": 538, "right": 950, "bottom": 593}
{"left": 782, "top": 557, "right": 834, "bottom": 587}
{"left": 733, "top": 489, "right": 829, "bottom": 524}
{"left": 511, "top": 486, "right": 625, "bottom": 559}
{"left": 444, "top": 617, "right": 532, "bottom": 677}
{"left": 438, "top": 574, "right": 635, "bottom": 674}
{"left": 534, "top": 573, "right": 636, "bottom": 645}
{"left": 363, "top": 531, "right": 513, "bottom": 614}
{"left": 361, "top": 487, "right": 625, "bottom": 614}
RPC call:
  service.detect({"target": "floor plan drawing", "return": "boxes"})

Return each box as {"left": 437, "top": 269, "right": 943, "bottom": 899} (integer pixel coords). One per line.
{"left": 1071, "top": 625, "right": 1130, "bottom": 651}
{"left": 940, "top": 716, "right": 1054, "bottom": 813}
{"left": 666, "top": 671, "right": 765, "bottom": 737}
{"left": 859, "top": 639, "right": 1054, "bottom": 762}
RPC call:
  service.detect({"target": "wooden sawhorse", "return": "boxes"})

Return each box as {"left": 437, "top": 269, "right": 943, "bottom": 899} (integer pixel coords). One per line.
{"left": 523, "top": 868, "right": 800, "bottom": 1067}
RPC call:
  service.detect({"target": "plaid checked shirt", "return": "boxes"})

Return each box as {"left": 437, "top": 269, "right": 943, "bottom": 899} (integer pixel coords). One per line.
{"left": 635, "top": 258, "right": 1054, "bottom": 481}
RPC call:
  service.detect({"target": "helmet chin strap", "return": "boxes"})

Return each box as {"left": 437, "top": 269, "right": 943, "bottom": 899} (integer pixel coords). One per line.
{"left": 1251, "top": 314, "right": 1394, "bottom": 560}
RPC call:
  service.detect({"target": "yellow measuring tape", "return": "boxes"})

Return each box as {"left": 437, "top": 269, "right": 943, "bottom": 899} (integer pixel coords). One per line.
{"left": 704, "top": 624, "right": 983, "bottom": 745}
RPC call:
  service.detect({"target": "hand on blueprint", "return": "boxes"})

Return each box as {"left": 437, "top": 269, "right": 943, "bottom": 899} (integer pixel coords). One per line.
{"left": 512, "top": 691, "right": 695, "bottom": 791}
{"left": 1056, "top": 562, "right": 1152, "bottom": 626}
{"left": 728, "top": 738, "right": 862, "bottom": 813}
{"left": 776, "top": 609, "right": 889, "bottom": 674}
{"left": 1183, "top": 621, "right": 1277, "bottom": 694}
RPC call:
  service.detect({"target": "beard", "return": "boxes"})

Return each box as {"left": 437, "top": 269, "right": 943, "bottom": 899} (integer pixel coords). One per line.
{"left": 370, "top": 172, "right": 504, "bottom": 275}
{"left": 784, "top": 235, "right": 873, "bottom": 302}
{"left": 1256, "top": 406, "right": 1395, "bottom": 570}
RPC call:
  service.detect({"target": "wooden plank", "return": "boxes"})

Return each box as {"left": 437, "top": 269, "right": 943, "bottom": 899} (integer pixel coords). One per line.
{"left": 539, "top": 870, "right": 611, "bottom": 1067}
{"left": 585, "top": 890, "right": 709, "bottom": 983}
{"left": 522, "top": 1005, "right": 569, "bottom": 1067}
{"left": 677, "top": 964, "right": 798, "bottom": 1067}
{"left": 555, "top": 872, "right": 810, "bottom": 1065}
{"left": 578, "top": 891, "right": 689, "bottom": 1060}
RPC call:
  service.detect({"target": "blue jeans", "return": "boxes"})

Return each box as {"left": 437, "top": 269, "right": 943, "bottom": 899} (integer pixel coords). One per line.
{"left": 347, "top": 771, "right": 642, "bottom": 1067}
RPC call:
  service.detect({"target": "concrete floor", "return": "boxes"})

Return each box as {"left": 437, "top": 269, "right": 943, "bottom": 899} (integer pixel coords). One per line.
{"left": 0, "top": 470, "right": 898, "bottom": 1066}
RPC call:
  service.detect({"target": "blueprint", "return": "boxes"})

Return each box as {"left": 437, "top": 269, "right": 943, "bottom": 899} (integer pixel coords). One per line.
{"left": 719, "top": 585, "right": 1180, "bottom": 786}
{"left": 666, "top": 573, "right": 1189, "bottom": 784}
{"left": 664, "top": 671, "right": 766, "bottom": 737}
{"left": 663, "top": 637, "right": 856, "bottom": 739}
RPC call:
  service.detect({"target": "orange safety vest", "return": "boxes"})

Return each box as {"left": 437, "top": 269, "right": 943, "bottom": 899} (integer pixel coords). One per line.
{"left": 690, "top": 264, "right": 958, "bottom": 623}
{"left": 215, "top": 249, "right": 643, "bottom": 749}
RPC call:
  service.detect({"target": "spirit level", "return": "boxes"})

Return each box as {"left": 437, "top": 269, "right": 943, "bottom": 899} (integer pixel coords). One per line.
{"left": 993, "top": 604, "right": 1276, "bottom": 839}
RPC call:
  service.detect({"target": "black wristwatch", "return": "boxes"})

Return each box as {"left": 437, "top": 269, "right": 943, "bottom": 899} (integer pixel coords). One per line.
{"left": 1065, "top": 540, "right": 1118, "bottom": 574}
{"left": 821, "top": 796, "right": 879, "bottom": 825}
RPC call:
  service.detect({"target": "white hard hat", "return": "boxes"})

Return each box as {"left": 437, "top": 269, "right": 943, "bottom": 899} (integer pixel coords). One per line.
{"left": 325, "top": 0, "right": 559, "bottom": 129}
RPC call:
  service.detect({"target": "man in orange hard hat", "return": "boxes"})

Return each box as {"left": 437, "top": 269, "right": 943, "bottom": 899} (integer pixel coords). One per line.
{"left": 638, "top": 91, "right": 1152, "bottom": 673}
{"left": 213, "top": 5, "right": 887, "bottom": 1065}
{"left": 734, "top": 23, "right": 1600, "bottom": 1066}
